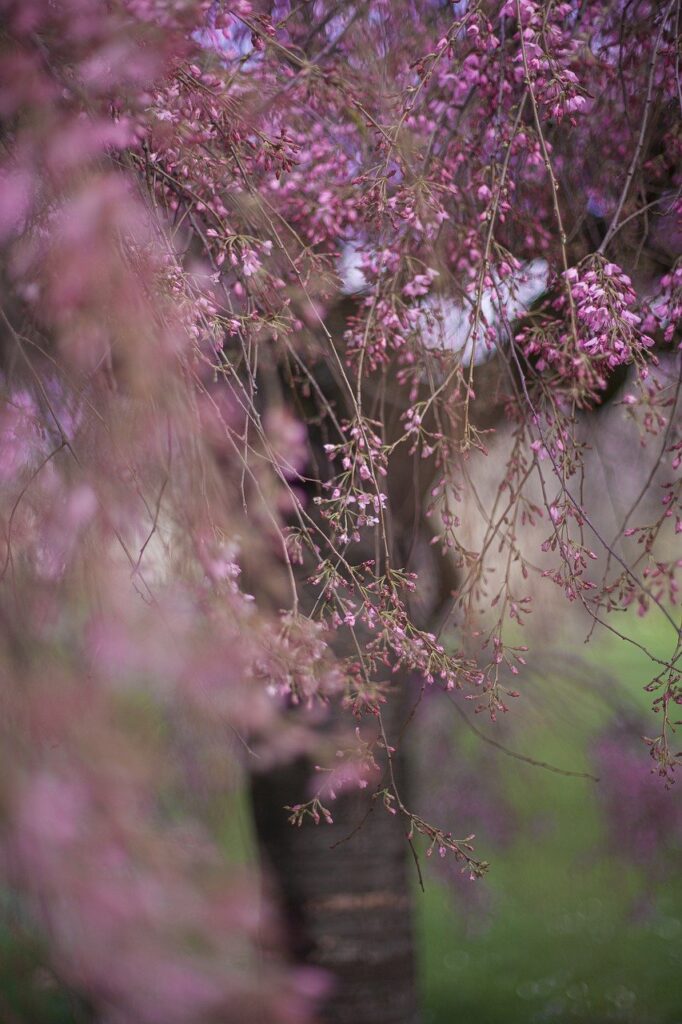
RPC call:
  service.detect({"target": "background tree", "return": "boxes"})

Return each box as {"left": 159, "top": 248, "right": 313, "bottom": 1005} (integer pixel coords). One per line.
{"left": 0, "top": 2, "right": 680, "bottom": 1023}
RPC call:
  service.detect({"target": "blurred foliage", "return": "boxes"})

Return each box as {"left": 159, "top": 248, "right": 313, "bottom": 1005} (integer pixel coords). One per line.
{"left": 2, "top": 614, "right": 680, "bottom": 1023}
{"left": 0, "top": 789, "right": 256, "bottom": 1023}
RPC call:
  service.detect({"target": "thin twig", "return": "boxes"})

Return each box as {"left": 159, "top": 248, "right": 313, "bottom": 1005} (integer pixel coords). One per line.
{"left": 447, "top": 693, "right": 599, "bottom": 781}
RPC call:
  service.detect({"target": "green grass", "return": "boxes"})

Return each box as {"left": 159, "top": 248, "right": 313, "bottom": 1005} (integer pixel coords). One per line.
{"left": 418, "top": 612, "right": 682, "bottom": 1023}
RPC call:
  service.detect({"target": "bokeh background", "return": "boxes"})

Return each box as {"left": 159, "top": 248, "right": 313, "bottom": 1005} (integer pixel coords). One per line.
{"left": 3, "top": 616, "right": 681, "bottom": 1023}
{"left": 2, "top": 381, "right": 680, "bottom": 1024}
{"left": 416, "top": 612, "right": 682, "bottom": 1024}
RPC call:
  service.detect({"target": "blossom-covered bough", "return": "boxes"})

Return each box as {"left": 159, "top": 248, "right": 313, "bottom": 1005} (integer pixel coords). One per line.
{"left": 0, "top": 1, "right": 680, "bottom": 1021}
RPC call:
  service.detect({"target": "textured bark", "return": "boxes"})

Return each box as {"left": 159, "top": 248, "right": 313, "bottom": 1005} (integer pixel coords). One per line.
{"left": 250, "top": 687, "right": 420, "bottom": 1024}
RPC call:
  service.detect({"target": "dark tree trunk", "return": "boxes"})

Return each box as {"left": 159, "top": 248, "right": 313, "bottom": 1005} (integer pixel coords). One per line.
{"left": 250, "top": 686, "right": 420, "bottom": 1024}
{"left": 245, "top": 313, "right": 465, "bottom": 1024}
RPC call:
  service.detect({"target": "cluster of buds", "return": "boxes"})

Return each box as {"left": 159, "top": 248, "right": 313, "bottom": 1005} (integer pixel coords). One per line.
{"left": 648, "top": 259, "right": 682, "bottom": 345}
{"left": 505, "top": 0, "right": 587, "bottom": 120}
{"left": 260, "top": 613, "right": 344, "bottom": 707}
{"left": 516, "top": 256, "right": 655, "bottom": 403}
{"left": 316, "top": 420, "right": 388, "bottom": 545}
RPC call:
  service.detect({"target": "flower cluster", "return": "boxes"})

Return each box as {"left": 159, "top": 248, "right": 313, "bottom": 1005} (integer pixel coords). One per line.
{"left": 317, "top": 420, "right": 388, "bottom": 545}
{"left": 259, "top": 613, "right": 344, "bottom": 708}
{"left": 649, "top": 259, "right": 682, "bottom": 346}
{"left": 516, "top": 257, "right": 655, "bottom": 403}
{"left": 505, "top": 0, "right": 587, "bottom": 121}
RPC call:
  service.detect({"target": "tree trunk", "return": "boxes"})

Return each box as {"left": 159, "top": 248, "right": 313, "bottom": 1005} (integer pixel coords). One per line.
{"left": 250, "top": 685, "right": 420, "bottom": 1024}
